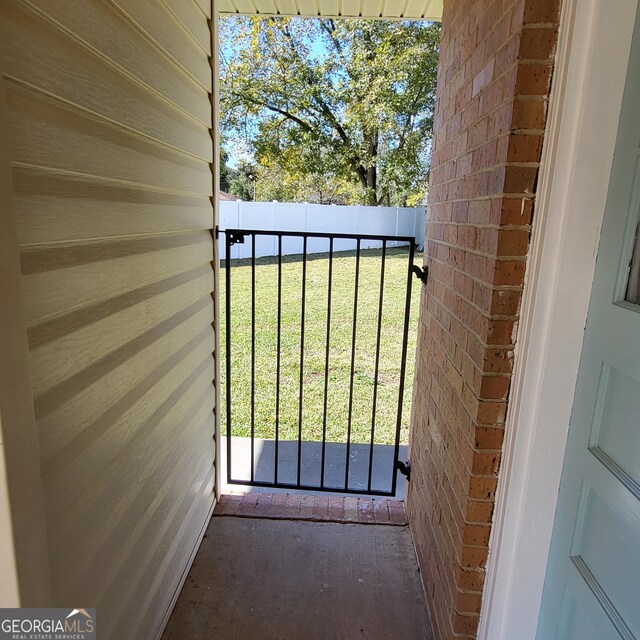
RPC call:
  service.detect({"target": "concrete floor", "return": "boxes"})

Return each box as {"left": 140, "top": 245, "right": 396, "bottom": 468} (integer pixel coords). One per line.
{"left": 221, "top": 437, "right": 409, "bottom": 499}
{"left": 162, "top": 516, "right": 432, "bottom": 640}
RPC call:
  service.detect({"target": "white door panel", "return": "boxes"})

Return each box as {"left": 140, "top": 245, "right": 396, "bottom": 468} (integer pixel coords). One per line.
{"left": 537, "top": 3, "right": 640, "bottom": 639}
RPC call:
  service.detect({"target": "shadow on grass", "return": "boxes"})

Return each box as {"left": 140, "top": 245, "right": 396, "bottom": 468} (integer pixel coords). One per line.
{"left": 221, "top": 244, "right": 418, "bottom": 270}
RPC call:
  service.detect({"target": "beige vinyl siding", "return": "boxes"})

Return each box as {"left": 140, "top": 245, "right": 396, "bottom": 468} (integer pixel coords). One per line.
{"left": 0, "top": 0, "right": 215, "bottom": 638}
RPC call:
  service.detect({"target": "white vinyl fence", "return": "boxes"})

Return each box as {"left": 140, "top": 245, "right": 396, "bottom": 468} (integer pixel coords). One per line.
{"left": 219, "top": 201, "right": 426, "bottom": 260}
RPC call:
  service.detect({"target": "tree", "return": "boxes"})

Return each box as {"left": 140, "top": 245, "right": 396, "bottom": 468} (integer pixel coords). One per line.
{"left": 227, "top": 159, "right": 258, "bottom": 201}
{"left": 220, "top": 17, "right": 440, "bottom": 206}
{"left": 254, "top": 161, "right": 360, "bottom": 204}
{"left": 220, "top": 148, "right": 233, "bottom": 194}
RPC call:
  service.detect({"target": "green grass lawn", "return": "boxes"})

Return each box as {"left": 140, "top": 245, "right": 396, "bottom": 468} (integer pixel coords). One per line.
{"left": 221, "top": 246, "right": 422, "bottom": 446}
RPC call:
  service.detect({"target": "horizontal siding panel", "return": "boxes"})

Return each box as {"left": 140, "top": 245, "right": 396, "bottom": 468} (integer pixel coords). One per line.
{"left": 195, "top": 0, "right": 212, "bottom": 18}
{"left": 21, "top": 232, "right": 211, "bottom": 276}
{"left": 2, "top": 0, "right": 211, "bottom": 126}
{"left": 127, "top": 464, "right": 215, "bottom": 640}
{"left": 162, "top": 0, "right": 211, "bottom": 54}
{"left": 22, "top": 232, "right": 212, "bottom": 325}
{"left": 27, "top": 264, "right": 212, "bottom": 349}
{"left": 0, "top": 5, "right": 210, "bottom": 158}
{"left": 30, "top": 270, "right": 214, "bottom": 397}
{"left": 48, "top": 361, "right": 214, "bottom": 564}
{"left": 218, "top": 0, "right": 237, "bottom": 11}
{"left": 36, "top": 306, "right": 214, "bottom": 462}
{"left": 14, "top": 190, "right": 212, "bottom": 247}
{"left": 58, "top": 420, "right": 214, "bottom": 612}
{"left": 110, "top": 0, "right": 212, "bottom": 91}
{"left": 6, "top": 87, "right": 211, "bottom": 196}
{"left": 110, "top": 457, "right": 215, "bottom": 639}
{"left": 68, "top": 409, "right": 214, "bottom": 632}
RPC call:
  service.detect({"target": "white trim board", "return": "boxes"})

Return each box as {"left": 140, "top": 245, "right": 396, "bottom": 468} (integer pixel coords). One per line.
{"left": 478, "top": 1, "right": 640, "bottom": 638}
{"left": 212, "top": 4, "right": 223, "bottom": 502}
{"left": 0, "top": 62, "right": 51, "bottom": 607}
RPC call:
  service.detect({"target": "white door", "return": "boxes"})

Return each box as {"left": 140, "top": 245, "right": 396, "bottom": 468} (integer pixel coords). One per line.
{"left": 537, "top": 6, "right": 640, "bottom": 640}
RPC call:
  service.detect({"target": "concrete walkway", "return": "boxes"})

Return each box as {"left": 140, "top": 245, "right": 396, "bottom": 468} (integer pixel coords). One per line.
{"left": 221, "top": 437, "right": 409, "bottom": 499}
{"left": 162, "top": 516, "right": 432, "bottom": 640}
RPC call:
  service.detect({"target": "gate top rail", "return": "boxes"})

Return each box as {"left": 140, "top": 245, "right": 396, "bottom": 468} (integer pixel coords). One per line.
{"left": 219, "top": 227, "right": 416, "bottom": 244}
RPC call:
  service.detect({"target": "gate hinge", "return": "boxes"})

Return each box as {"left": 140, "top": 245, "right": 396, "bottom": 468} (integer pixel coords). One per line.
{"left": 412, "top": 264, "right": 428, "bottom": 285}
{"left": 228, "top": 231, "right": 246, "bottom": 246}
{"left": 396, "top": 460, "right": 411, "bottom": 481}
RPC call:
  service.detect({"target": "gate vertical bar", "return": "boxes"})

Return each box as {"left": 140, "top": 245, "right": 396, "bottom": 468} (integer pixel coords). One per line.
{"left": 391, "top": 242, "right": 416, "bottom": 497}
{"left": 225, "top": 231, "right": 232, "bottom": 484}
{"left": 344, "top": 239, "right": 361, "bottom": 491}
{"left": 367, "top": 240, "right": 387, "bottom": 492}
{"left": 296, "top": 236, "right": 308, "bottom": 486}
{"left": 320, "top": 237, "right": 334, "bottom": 488}
{"left": 250, "top": 233, "right": 256, "bottom": 482}
{"left": 274, "top": 234, "right": 282, "bottom": 484}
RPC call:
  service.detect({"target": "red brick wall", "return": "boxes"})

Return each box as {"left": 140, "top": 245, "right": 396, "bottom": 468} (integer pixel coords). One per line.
{"left": 406, "top": 1, "right": 561, "bottom": 638}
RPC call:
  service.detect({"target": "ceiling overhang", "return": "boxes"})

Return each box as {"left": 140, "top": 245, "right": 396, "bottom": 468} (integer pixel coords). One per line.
{"left": 217, "top": 0, "right": 443, "bottom": 21}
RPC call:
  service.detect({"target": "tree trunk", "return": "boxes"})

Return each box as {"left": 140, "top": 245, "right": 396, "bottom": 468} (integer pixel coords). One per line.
{"left": 356, "top": 129, "right": 379, "bottom": 206}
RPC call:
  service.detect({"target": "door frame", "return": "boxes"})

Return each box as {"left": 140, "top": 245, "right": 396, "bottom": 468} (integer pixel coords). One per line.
{"left": 478, "top": 1, "right": 640, "bottom": 638}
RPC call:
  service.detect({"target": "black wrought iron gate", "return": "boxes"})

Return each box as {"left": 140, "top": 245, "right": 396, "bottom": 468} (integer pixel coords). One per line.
{"left": 222, "top": 228, "right": 423, "bottom": 496}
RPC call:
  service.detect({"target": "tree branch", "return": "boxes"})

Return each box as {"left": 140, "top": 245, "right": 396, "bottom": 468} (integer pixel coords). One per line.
{"left": 230, "top": 91, "right": 315, "bottom": 133}
{"left": 279, "top": 23, "right": 352, "bottom": 147}
{"left": 319, "top": 19, "right": 354, "bottom": 79}
{"left": 397, "top": 79, "right": 428, "bottom": 151}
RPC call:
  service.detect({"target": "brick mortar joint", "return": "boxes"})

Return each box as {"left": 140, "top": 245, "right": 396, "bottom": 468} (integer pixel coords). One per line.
{"left": 430, "top": 133, "right": 544, "bottom": 171}
{"left": 431, "top": 162, "right": 542, "bottom": 189}
{"left": 430, "top": 191, "right": 538, "bottom": 204}
{"left": 431, "top": 170, "right": 541, "bottom": 193}
{"left": 431, "top": 222, "right": 532, "bottom": 231}
{"left": 427, "top": 238, "right": 529, "bottom": 261}
{"left": 426, "top": 264, "right": 525, "bottom": 312}
{"left": 426, "top": 264, "right": 525, "bottom": 295}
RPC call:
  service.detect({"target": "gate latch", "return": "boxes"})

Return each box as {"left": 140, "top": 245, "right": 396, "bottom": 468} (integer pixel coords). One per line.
{"left": 412, "top": 264, "right": 428, "bottom": 285}
{"left": 228, "top": 231, "right": 246, "bottom": 246}
{"left": 396, "top": 460, "right": 411, "bottom": 481}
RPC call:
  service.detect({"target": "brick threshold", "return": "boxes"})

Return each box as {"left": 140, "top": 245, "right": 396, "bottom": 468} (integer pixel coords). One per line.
{"left": 215, "top": 491, "right": 407, "bottom": 526}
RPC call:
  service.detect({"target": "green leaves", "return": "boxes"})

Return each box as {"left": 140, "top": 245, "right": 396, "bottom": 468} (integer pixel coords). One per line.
{"left": 220, "top": 16, "right": 440, "bottom": 206}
